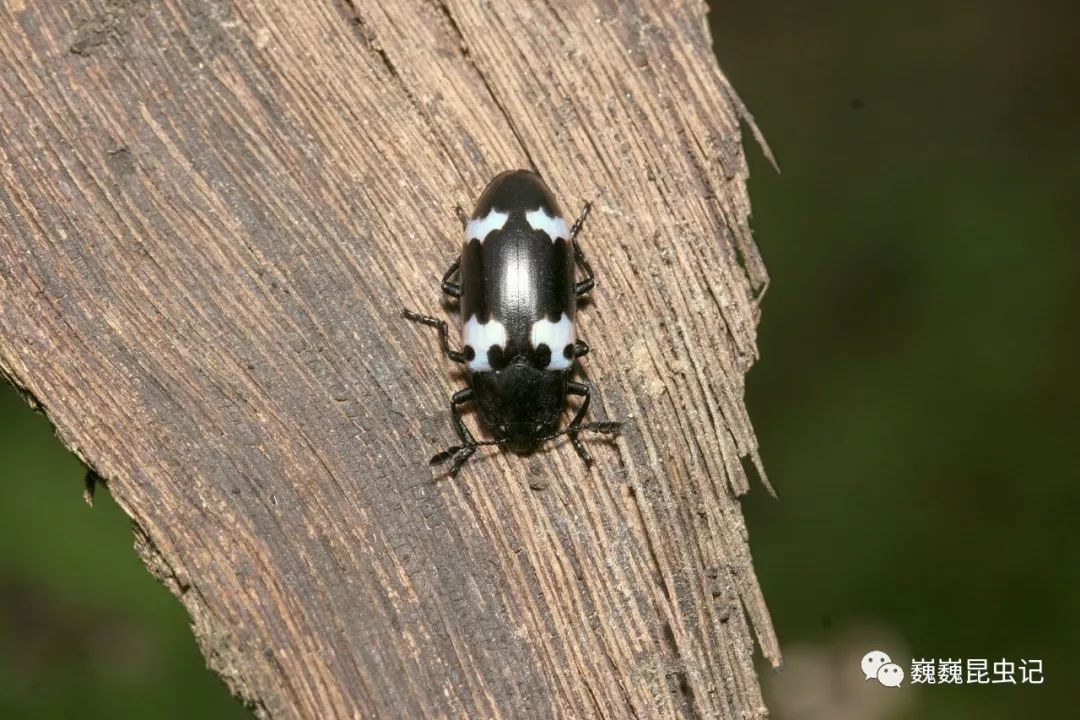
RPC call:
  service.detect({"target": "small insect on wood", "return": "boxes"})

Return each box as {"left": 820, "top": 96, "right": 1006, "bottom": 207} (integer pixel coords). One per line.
{"left": 404, "top": 170, "right": 621, "bottom": 476}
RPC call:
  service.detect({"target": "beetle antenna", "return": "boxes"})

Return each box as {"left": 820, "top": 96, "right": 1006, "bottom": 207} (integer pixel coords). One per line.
{"left": 536, "top": 421, "right": 622, "bottom": 444}
{"left": 428, "top": 421, "right": 622, "bottom": 466}
{"left": 428, "top": 438, "right": 503, "bottom": 466}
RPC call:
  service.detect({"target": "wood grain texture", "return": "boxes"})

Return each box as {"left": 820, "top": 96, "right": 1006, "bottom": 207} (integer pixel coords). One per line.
{"left": 0, "top": 0, "right": 779, "bottom": 717}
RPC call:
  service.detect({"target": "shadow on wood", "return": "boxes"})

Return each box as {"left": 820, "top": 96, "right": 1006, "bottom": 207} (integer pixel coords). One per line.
{"left": 0, "top": 0, "right": 779, "bottom": 717}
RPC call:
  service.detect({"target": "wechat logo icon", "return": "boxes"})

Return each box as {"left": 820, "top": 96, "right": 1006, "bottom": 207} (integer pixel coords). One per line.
{"left": 862, "top": 650, "right": 905, "bottom": 687}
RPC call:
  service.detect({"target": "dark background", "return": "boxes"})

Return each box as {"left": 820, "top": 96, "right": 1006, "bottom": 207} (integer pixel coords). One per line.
{"left": 1, "top": 1, "right": 1074, "bottom": 717}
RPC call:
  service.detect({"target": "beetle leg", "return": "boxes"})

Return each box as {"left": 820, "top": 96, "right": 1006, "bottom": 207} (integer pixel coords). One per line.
{"left": 402, "top": 309, "right": 465, "bottom": 363}
{"left": 566, "top": 380, "right": 594, "bottom": 465}
{"left": 573, "top": 339, "right": 590, "bottom": 358}
{"left": 440, "top": 257, "right": 462, "bottom": 298}
{"left": 570, "top": 203, "right": 595, "bottom": 296}
{"left": 445, "top": 387, "right": 477, "bottom": 476}
{"left": 455, "top": 205, "right": 469, "bottom": 230}
{"left": 573, "top": 244, "right": 596, "bottom": 297}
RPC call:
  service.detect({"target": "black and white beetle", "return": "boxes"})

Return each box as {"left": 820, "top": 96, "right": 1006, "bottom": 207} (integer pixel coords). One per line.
{"left": 404, "top": 169, "right": 620, "bottom": 475}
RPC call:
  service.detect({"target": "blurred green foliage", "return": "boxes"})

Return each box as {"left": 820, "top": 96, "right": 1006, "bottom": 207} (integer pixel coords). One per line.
{"left": 0, "top": 385, "right": 247, "bottom": 718}
{"left": 711, "top": 1, "right": 1076, "bottom": 717}
{"left": 1, "top": 2, "right": 1074, "bottom": 718}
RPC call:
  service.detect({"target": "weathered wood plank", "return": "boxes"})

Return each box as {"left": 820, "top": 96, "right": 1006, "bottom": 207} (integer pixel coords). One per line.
{"left": 0, "top": 0, "right": 778, "bottom": 717}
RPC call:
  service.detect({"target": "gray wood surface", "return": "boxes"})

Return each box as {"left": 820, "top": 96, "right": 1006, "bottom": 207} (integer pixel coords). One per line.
{"left": 0, "top": 1, "right": 779, "bottom": 717}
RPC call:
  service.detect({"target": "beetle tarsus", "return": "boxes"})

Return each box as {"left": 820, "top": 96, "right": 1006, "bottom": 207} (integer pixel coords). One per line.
{"left": 572, "top": 440, "right": 594, "bottom": 466}
{"left": 429, "top": 447, "right": 461, "bottom": 465}
{"left": 403, "top": 308, "right": 466, "bottom": 363}
{"left": 449, "top": 449, "right": 475, "bottom": 476}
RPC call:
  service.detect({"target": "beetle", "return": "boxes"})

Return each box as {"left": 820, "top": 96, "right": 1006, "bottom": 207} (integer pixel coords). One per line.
{"left": 404, "top": 169, "right": 620, "bottom": 476}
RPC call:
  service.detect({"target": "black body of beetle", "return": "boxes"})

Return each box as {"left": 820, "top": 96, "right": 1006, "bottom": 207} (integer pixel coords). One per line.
{"left": 404, "top": 169, "right": 617, "bottom": 475}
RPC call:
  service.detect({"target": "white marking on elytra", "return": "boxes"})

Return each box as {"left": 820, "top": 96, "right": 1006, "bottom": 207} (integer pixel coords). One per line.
{"left": 463, "top": 314, "right": 508, "bottom": 371}
{"left": 530, "top": 313, "right": 575, "bottom": 370}
{"left": 525, "top": 207, "right": 570, "bottom": 241}
{"left": 466, "top": 208, "right": 509, "bottom": 243}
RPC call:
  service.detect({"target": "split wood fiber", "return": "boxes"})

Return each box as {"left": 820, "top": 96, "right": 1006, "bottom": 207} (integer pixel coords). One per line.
{"left": 0, "top": 1, "right": 779, "bottom": 717}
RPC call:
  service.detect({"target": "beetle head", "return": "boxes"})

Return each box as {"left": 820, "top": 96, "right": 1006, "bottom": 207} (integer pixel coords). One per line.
{"left": 471, "top": 358, "right": 568, "bottom": 452}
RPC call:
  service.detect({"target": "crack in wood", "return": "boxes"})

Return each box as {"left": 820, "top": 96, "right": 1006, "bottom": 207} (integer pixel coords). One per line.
{"left": 429, "top": 0, "right": 537, "bottom": 170}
